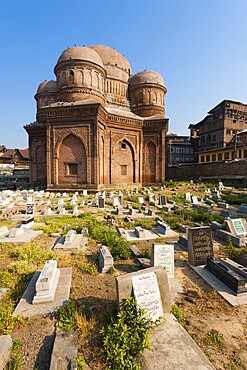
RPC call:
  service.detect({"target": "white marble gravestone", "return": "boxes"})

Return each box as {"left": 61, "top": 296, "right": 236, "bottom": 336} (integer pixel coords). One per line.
{"left": 33, "top": 260, "right": 60, "bottom": 304}
{"left": 151, "top": 244, "right": 174, "bottom": 278}
{"left": 132, "top": 271, "right": 163, "bottom": 321}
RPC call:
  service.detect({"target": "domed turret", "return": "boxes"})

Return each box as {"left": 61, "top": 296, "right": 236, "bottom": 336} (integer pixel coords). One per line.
{"left": 129, "top": 70, "right": 167, "bottom": 117}
{"left": 35, "top": 80, "right": 57, "bottom": 110}
{"left": 89, "top": 45, "right": 131, "bottom": 108}
{"left": 54, "top": 46, "right": 106, "bottom": 105}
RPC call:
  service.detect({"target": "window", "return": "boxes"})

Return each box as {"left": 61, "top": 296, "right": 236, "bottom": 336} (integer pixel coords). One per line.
{"left": 121, "top": 165, "right": 127, "bottom": 175}
{"left": 239, "top": 150, "right": 242, "bottom": 159}
{"left": 201, "top": 136, "right": 205, "bottom": 145}
{"left": 212, "top": 135, "right": 216, "bottom": 142}
{"left": 244, "top": 150, "right": 247, "bottom": 158}
{"left": 67, "top": 163, "right": 78, "bottom": 176}
{"left": 121, "top": 142, "right": 127, "bottom": 150}
{"left": 226, "top": 129, "right": 231, "bottom": 135}
{"left": 218, "top": 153, "right": 222, "bottom": 161}
{"left": 201, "top": 156, "right": 205, "bottom": 163}
{"left": 212, "top": 154, "right": 216, "bottom": 162}
{"left": 206, "top": 155, "right": 210, "bottom": 162}
{"left": 224, "top": 152, "right": 229, "bottom": 160}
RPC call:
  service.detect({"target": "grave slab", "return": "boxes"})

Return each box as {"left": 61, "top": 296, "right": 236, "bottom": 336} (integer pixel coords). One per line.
{"left": 138, "top": 314, "right": 215, "bottom": 370}
{"left": 13, "top": 267, "right": 72, "bottom": 317}
{"left": 0, "top": 229, "right": 43, "bottom": 244}
{"left": 0, "top": 335, "right": 12, "bottom": 370}
{"left": 50, "top": 331, "right": 78, "bottom": 370}
{"left": 187, "top": 263, "right": 247, "bottom": 306}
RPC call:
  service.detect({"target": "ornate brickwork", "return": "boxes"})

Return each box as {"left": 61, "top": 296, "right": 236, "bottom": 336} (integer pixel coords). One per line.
{"left": 24, "top": 44, "right": 169, "bottom": 190}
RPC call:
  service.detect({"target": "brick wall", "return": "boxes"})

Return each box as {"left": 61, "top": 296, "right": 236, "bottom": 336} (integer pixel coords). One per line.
{"left": 166, "top": 160, "right": 247, "bottom": 182}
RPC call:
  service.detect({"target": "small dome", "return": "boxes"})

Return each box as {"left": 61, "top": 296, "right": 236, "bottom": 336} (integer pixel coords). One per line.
{"left": 56, "top": 46, "right": 104, "bottom": 68}
{"left": 89, "top": 45, "right": 131, "bottom": 73}
{"left": 37, "top": 80, "right": 57, "bottom": 94}
{"left": 129, "top": 70, "right": 164, "bottom": 87}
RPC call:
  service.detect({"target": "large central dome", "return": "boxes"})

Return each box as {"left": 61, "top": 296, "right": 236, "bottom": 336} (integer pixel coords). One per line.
{"left": 57, "top": 46, "right": 104, "bottom": 68}
{"left": 89, "top": 45, "right": 131, "bottom": 74}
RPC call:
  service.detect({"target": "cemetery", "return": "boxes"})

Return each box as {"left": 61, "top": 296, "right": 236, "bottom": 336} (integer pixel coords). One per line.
{"left": 0, "top": 182, "right": 246, "bottom": 369}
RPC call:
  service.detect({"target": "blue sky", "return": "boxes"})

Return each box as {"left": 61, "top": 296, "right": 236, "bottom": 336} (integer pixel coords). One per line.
{"left": 1, "top": 0, "right": 247, "bottom": 148}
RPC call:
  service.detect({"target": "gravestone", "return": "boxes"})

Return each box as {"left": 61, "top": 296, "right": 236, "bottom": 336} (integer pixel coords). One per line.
{"left": 64, "top": 230, "right": 76, "bottom": 246}
{"left": 113, "top": 197, "right": 120, "bottom": 207}
{"left": 138, "top": 197, "right": 144, "bottom": 204}
{"left": 226, "top": 218, "right": 247, "bottom": 236}
{"left": 44, "top": 207, "right": 52, "bottom": 215}
{"left": 98, "top": 197, "right": 105, "bottom": 209}
{"left": 132, "top": 271, "right": 163, "bottom": 321}
{"left": 8, "top": 227, "right": 24, "bottom": 238}
{"left": 151, "top": 244, "right": 174, "bottom": 278}
{"left": 206, "top": 257, "right": 247, "bottom": 294}
{"left": 83, "top": 189, "right": 87, "bottom": 196}
{"left": 98, "top": 246, "right": 114, "bottom": 273}
{"left": 188, "top": 226, "right": 213, "bottom": 266}
{"left": 73, "top": 205, "right": 79, "bottom": 215}
{"left": 149, "top": 193, "right": 156, "bottom": 203}
{"left": 0, "top": 226, "right": 9, "bottom": 237}
{"left": 185, "top": 192, "right": 191, "bottom": 201}
{"left": 135, "top": 226, "right": 146, "bottom": 239}
{"left": 159, "top": 195, "right": 167, "bottom": 206}
{"left": 26, "top": 196, "right": 35, "bottom": 215}
{"left": 191, "top": 196, "right": 199, "bottom": 205}
{"left": 33, "top": 260, "right": 60, "bottom": 304}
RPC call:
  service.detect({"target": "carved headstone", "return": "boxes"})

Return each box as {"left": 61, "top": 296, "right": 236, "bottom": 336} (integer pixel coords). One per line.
{"left": 188, "top": 226, "right": 213, "bottom": 266}
{"left": 151, "top": 244, "right": 174, "bottom": 278}
{"left": 226, "top": 218, "right": 247, "bottom": 236}
{"left": 132, "top": 271, "right": 163, "bottom": 321}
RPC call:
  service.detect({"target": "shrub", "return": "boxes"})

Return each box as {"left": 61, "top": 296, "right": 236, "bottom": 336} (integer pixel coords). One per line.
{"left": 56, "top": 299, "right": 78, "bottom": 332}
{"left": 88, "top": 219, "right": 131, "bottom": 260}
{"left": 100, "top": 297, "right": 155, "bottom": 370}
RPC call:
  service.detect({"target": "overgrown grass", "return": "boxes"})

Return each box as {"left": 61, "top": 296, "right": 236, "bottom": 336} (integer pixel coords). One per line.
{"left": 222, "top": 191, "right": 247, "bottom": 205}
{"left": 158, "top": 207, "right": 225, "bottom": 230}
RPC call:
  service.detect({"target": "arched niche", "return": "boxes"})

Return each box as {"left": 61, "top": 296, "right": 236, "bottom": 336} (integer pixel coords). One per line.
{"left": 57, "top": 134, "right": 87, "bottom": 184}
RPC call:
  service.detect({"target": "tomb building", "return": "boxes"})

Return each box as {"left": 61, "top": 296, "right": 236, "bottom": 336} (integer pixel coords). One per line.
{"left": 25, "top": 45, "right": 168, "bottom": 191}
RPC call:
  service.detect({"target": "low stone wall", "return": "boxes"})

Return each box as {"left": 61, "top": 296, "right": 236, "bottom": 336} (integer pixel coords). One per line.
{"left": 166, "top": 160, "right": 247, "bottom": 183}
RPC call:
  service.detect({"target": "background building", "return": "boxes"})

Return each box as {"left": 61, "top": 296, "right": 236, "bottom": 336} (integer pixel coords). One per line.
{"left": 0, "top": 146, "right": 29, "bottom": 189}
{"left": 189, "top": 100, "right": 247, "bottom": 163}
{"left": 25, "top": 45, "right": 168, "bottom": 191}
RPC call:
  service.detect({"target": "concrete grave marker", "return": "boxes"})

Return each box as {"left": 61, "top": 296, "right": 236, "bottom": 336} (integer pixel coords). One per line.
{"left": 151, "top": 244, "right": 174, "bottom": 278}
{"left": 132, "top": 271, "right": 163, "bottom": 321}
{"left": 188, "top": 226, "right": 213, "bottom": 266}
{"left": 33, "top": 260, "right": 60, "bottom": 304}
{"left": 83, "top": 189, "right": 87, "bottom": 196}
{"left": 192, "top": 196, "right": 199, "bottom": 205}
{"left": 138, "top": 197, "right": 144, "bottom": 204}
{"left": 185, "top": 192, "right": 191, "bottom": 201}
{"left": 98, "top": 245, "right": 114, "bottom": 273}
